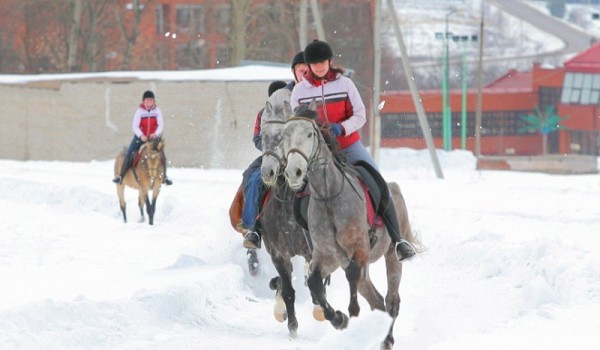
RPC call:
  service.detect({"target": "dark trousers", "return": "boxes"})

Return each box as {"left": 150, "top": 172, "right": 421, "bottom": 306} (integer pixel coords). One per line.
{"left": 119, "top": 135, "right": 144, "bottom": 177}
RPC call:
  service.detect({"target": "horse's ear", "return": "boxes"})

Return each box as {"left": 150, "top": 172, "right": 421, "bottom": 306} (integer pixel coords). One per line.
{"left": 265, "top": 101, "right": 273, "bottom": 115}
{"left": 157, "top": 139, "right": 164, "bottom": 151}
{"left": 283, "top": 101, "right": 292, "bottom": 118}
{"left": 308, "top": 99, "right": 317, "bottom": 111}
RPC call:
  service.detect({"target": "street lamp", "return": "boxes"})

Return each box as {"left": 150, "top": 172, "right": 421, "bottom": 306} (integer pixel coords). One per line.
{"left": 435, "top": 9, "right": 457, "bottom": 151}
{"left": 452, "top": 34, "right": 478, "bottom": 150}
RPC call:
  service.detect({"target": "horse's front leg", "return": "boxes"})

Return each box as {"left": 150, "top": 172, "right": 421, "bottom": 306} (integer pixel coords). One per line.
{"left": 116, "top": 184, "right": 127, "bottom": 223}
{"left": 138, "top": 189, "right": 147, "bottom": 223}
{"left": 271, "top": 256, "right": 298, "bottom": 337}
{"left": 345, "top": 258, "right": 363, "bottom": 318}
{"left": 307, "top": 263, "right": 349, "bottom": 330}
{"left": 147, "top": 186, "right": 160, "bottom": 225}
{"left": 381, "top": 244, "right": 403, "bottom": 350}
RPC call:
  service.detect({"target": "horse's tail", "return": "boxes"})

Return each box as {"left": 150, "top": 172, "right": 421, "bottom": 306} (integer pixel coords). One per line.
{"left": 389, "top": 182, "right": 423, "bottom": 253}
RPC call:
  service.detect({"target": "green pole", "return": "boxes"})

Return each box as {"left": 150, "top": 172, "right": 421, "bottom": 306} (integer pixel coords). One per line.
{"left": 442, "top": 38, "right": 448, "bottom": 150}
{"left": 461, "top": 41, "right": 467, "bottom": 150}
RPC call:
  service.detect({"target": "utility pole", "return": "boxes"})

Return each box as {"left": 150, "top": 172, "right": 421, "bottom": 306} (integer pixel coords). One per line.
{"left": 475, "top": 1, "right": 485, "bottom": 158}
{"left": 371, "top": 0, "right": 382, "bottom": 162}
{"left": 386, "top": 0, "right": 444, "bottom": 179}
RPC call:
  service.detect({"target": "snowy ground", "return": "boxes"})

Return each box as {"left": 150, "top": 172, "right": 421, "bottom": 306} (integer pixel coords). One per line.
{"left": 1, "top": 149, "right": 599, "bottom": 349}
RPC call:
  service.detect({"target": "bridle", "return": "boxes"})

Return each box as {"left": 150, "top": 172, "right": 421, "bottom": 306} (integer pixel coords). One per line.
{"left": 283, "top": 116, "right": 348, "bottom": 202}
{"left": 140, "top": 142, "right": 161, "bottom": 182}
{"left": 283, "top": 116, "right": 323, "bottom": 171}
{"left": 261, "top": 119, "right": 287, "bottom": 170}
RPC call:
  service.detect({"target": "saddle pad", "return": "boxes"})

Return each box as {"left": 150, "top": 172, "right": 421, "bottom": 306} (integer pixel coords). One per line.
{"left": 132, "top": 151, "right": 142, "bottom": 168}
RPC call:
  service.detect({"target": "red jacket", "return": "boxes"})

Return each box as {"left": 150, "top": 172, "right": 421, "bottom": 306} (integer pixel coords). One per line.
{"left": 132, "top": 104, "right": 164, "bottom": 138}
{"left": 290, "top": 71, "right": 366, "bottom": 149}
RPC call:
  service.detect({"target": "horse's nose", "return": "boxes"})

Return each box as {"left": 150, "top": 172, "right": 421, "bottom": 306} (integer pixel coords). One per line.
{"left": 284, "top": 165, "right": 303, "bottom": 189}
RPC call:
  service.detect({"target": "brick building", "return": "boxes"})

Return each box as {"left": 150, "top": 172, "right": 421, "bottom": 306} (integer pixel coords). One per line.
{"left": 380, "top": 43, "right": 600, "bottom": 156}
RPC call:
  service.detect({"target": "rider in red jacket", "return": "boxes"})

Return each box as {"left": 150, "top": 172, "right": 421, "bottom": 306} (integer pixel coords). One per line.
{"left": 290, "top": 40, "right": 415, "bottom": 262}
{"left": 112, "top": 90, "right": 172, "bottom": 186}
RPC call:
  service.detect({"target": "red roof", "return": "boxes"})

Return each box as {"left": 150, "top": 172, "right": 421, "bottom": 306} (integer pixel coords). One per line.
{"left": 484, "top": 69, "right": 533, "bottom": 91}
{"left": 564, "top": 41, "right": 600, "bottom": 72}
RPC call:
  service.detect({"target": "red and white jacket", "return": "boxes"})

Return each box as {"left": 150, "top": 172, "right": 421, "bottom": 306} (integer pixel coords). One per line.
{"left": 290, "top": 71, "right": 366, "bottom": 149}
{"left": 132, "top": 104, "right": 164, "bottom": 138}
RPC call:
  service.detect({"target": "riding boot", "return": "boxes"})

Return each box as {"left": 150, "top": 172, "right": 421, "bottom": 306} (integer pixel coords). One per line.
{"left": 243, "top": 230, "right": 262, "bottom": 249}
{"left": 381, "top": 190, "right": 416, "bottom": 263}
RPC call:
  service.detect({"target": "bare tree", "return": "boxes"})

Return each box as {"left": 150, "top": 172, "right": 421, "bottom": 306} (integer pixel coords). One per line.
{"left": 82, "top": 0, "right": 112, "bottom": 71}
{"left": 114, "top": 0, "right": 143, "bottom": 69}
{"left": 67, "top": 0, "right": 84, "bottom": 71}
{"left": 229, "top": 0, "right": 251, "bottom": 66}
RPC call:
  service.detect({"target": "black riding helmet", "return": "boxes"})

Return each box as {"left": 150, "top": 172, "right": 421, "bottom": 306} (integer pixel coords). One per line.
{"left": 303, "top": 40, "right": 333, "bottom": 64}
{"left": 142, "top": 90, "right": 155, "bottom": 100}
{"left": 291, "top": 51, "right": 305, "bottom": 69}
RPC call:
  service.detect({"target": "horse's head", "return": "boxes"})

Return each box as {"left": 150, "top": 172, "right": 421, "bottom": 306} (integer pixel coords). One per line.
{"left": 141, "top": 138, "right": 164, "bottom": 179}
{"left": 260, "top": 88, "right": 292, "bottom": 187}
{"left": 281, "top": 101, "right": 322, "bottom": 190}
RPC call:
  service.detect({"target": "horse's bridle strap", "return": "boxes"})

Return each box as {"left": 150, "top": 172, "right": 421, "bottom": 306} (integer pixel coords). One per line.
{"left": 286, "top": 147, "right": 311, "bottom": 164}
{"left": 263, "top": 150, "right": 285, "bottom": 165}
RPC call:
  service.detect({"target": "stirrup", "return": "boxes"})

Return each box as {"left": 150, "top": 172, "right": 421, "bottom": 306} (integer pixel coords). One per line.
{"left": 395, "top": 239, "right": 416, "bottom": 263}
{"left": 243, "top": 231, "right": 261, "bottom": 249}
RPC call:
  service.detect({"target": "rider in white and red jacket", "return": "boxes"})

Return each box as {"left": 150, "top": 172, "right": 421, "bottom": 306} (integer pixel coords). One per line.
{"left": 112, "top": 90, "right": 172, "bottom": 185}
{"left": 290, "top": 40, "right": 416, "bottom": 263}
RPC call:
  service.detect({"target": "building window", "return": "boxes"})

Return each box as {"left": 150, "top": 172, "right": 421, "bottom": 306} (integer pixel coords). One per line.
{"left": 561, "top": 72, "right": 600, "bottom": 105}
{"left": 176, "top": 5, "right": 205, "bottom": 34}
{"left": 217, "top": 6, "right": 230, "bottom": 34}
{"left": 156, "top": 4, "right": 170, "bottom": 34}
{"left": 481, "top": 111, "right": 533, "bottom": 136}
{"left": 539, "top": 86, "right": 561, "bottom": 107}
{"left": 382, "top": 110, "right": 532, "bottom": 139}
{"left": 217, "top": 44, "right": 231, "bottom": 66}
{"left": 176, "top": 43, "right": 207, "bottom": 69}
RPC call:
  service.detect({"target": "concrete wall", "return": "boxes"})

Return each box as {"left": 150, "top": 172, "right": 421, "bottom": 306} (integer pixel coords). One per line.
{"left": 1, "top": 79, "right": 271, "bottom": 169}
{"left": 477, "top": 155, "right": 599, "bottom": 174}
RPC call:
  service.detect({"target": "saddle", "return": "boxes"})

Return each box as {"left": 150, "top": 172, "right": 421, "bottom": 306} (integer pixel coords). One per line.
{"left": 131, "top": 151, "right": 143, "bottom": 168}
{"left": 228, "top": 181, "right": 271, "bottom": 236}
{"left": 293, "top": 161, "right": 386, "bottom": 232}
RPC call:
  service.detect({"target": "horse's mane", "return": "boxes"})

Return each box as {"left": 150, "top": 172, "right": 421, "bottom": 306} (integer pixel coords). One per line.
{"left": 268, "top": 88, "right": 291, "bottom": 107}
{"left": 293, "top": 104, "right": 319, "bottom": 120}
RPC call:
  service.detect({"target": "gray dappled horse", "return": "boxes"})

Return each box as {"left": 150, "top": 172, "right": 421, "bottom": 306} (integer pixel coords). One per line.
{"left": 114, "top": 138, "right": 165, "bottom": 225}
{"left": 258, "top": 88, "right": 325, "bottom": 337}
{"left": 280, "top": 103, "right": 419, "bottom": 349}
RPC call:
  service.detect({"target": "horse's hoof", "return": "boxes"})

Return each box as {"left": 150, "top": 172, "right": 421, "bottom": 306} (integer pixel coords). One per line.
{"left": 332, "top": 311, "right": 349, "bottom": 329}
{"left": 312, "top": 305, "right": 325, "bottom": 322}
{"left": 274, "top": 294, "right": 287, "bottom": 322}
{"left": 269, "top": 277, "right": 280, "bottom": 290}
{"left": 289, "top": 329, "right": 298, "bottom": 339}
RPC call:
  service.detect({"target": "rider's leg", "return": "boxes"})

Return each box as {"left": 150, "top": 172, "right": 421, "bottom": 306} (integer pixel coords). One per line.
{"left": 240, "top": 157, "right": 263, "bottom": 249}
{"left": 342, "top": 142, "right": 416, "bottom": 262}
{"left": 113, "top": 136, "right": 142, "bottom": 184}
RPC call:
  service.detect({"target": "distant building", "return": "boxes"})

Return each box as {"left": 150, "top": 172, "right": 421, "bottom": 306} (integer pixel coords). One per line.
{"left": 380, "top": 43, "right": 600, "bottom": 156}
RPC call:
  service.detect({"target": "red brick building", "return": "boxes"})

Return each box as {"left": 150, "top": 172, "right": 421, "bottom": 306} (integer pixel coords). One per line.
{"left": 380, "top": 43, "right": 600, "bottom": 156}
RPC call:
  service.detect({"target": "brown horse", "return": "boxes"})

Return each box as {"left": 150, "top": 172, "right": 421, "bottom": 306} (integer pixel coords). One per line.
{"left": 114, "top": 138, "right": 165, "bottom": 225}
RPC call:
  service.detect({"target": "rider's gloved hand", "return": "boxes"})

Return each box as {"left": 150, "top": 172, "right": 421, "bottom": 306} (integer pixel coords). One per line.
{"left": 330, "top": 123, "right": 344, "bottom": 137}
